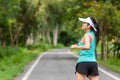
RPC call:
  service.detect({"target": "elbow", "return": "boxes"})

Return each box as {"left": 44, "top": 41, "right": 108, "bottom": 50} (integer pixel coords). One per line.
{"left": 80, "top": 45, "right": 90, "bottom": 50}
{"left": 84, "top": 46, "right": 90, "bottom": 50}
{"left": 85, "top": 47, "right": 90, "bottom": 50}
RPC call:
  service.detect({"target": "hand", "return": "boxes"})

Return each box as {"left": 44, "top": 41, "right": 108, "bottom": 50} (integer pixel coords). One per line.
{"left": 70, "top": 44, "right": 78, "bottom": 49}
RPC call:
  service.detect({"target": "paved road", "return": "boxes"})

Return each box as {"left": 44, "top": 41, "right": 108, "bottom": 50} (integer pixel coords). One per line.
{"left": 15, "top": 48, "right": 120, "bottom": 80}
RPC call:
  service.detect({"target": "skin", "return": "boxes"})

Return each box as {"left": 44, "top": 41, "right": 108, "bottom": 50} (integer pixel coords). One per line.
{"left": 70, "top": 22, "right": 99, "bottom": 80}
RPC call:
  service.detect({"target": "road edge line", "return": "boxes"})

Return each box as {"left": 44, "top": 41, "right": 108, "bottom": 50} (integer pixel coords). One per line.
{"left": 21, "top": 52, "right": 47, "bottom": 80}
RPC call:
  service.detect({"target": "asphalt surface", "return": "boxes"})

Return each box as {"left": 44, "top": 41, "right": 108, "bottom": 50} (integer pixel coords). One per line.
{"left": 14, "top": 48, "right": 120, "bottom": 80}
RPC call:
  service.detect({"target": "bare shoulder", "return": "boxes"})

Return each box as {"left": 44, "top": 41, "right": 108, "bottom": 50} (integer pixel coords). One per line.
{"left": 84, "top": 33, "right": 92, "bottom": 41}
{"left": 84, "top": 33, "right": 90, "bottom": 37}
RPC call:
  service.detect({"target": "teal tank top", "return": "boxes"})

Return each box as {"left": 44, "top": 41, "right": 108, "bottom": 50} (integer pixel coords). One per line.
{"left": 77, "top": 30, "right": 96, "bottom": 63}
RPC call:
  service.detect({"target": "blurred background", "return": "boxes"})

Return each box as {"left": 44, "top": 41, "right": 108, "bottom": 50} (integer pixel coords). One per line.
{"left": 0, "top": 0, "right": 120, "bottom": 80}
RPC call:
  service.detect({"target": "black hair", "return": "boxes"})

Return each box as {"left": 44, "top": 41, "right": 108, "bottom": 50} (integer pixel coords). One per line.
{"left": 90, "top": 17, "right": 100, "bottom": 46}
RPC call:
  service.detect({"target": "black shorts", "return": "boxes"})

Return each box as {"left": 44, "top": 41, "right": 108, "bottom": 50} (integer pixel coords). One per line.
{"left": 75, "top": 62, "right": 99, "bottom": 77}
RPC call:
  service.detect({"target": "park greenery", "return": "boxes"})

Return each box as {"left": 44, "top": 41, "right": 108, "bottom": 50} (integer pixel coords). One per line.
{"left": 0, "top": 0, "right": 120, "bottom": 80}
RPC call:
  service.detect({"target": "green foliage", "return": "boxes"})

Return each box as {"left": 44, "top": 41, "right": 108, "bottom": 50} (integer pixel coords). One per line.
{"left": 58, "top": 31, "right": 79, "bottom": 46}
{"left": 0, "top": 0, "right": 20, "bottom": 46}
{"left": 113, "top": 41, "right": 120, "bottom": 58}
{"left": 27, "top": 43, "right": 64, "bottom": 51}
{"left": 0, "top": 48, "right": 37, "bottom": 80}
{"left": 0, "top": 46, "right": 22, "bottom": 58}
{"left": 0, "top": 0, "right": 119, "bottom": 47}
{"left": 0, "top": 0, "right": 41, "bottom": 46}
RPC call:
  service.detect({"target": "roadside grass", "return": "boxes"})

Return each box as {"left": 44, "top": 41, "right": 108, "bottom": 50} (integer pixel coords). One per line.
{"left": 97, "top": 55, "right": 120, "bottom": 73}
{"left": 0, "top": 43, "right": 64, "bottom": 80}
{"left": 97, "top": 41, "right": 120, "bottom": 73}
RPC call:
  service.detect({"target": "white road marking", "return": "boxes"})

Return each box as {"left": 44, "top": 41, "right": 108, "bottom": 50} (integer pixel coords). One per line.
{"left": 21, "top": 51, "right": 72, "bottom": 80}
{"left": 98, "top": 67, "right": 120, "bottom": 80}
{"left": 21, "top": 52, "right": 47, "bottom": 80}
{"left": 68, "top": 50, "right": 120, "bottom": 80}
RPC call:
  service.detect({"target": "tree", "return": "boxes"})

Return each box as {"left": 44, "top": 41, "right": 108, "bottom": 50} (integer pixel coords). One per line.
{"left": 36, "top": 0, "right": 65, "bottom": 46}
{"left": 0, "top": 0, "right": 20, "bottom": 46}
{"left": 15, "top": 0, "right": 41, "bottom": 45}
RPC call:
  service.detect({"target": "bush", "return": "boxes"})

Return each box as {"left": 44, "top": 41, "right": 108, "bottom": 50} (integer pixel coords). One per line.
{"left": 0, "top": 46, "right": 22, "bottom": 58}
{"left": 0, "top": 46, "right": 38, "bottom": 80}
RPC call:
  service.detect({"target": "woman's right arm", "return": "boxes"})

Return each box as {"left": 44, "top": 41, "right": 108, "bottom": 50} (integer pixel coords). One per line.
{"left": 70, "top": 34, "right": 91, "bottom": 50}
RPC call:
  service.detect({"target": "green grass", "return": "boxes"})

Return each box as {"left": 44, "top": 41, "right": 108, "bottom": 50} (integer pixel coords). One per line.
{"left": 0, "top": 47, "right": 36, "bottom": 80}
{"left": 0, "top": 43, "right": 64, "bottom": 80}
{"left": 98, "top": 55, "right": 120, "bottom": 73}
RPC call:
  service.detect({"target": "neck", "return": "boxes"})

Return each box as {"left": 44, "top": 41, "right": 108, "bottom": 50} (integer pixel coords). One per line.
{"left": 85, "top": 29, "right": 90, "bottom": 32}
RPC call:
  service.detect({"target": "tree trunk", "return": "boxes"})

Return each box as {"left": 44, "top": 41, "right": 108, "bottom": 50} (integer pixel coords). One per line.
{"left": 106, "top": 41, "right": 109, "bottom": 59}
{"left": 10, "top": 23, "right": 23, "bottom": 45}
{"left": 53, "top": 26, "right": 58, "bottom": 46}
{"left": 9, "top": 26, "right": 14, "bottom": 45}
{"left": 42, "top": 28, "right": 46, "bottom": 43}
{"left": 47, "top": 30, "right": 51, "bottom": 44}
{"left": 101, "top": 36, "right": 105, "bottom": 60}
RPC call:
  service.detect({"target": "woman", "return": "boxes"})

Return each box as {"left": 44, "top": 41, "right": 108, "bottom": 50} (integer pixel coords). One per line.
{"left": 70, "top": 17, "right": 100, "bottom": 80}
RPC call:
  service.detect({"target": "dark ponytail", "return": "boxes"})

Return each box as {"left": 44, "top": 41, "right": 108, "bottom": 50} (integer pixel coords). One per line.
{"left": 90, "top": 17, "right": 100, "bottom": 46}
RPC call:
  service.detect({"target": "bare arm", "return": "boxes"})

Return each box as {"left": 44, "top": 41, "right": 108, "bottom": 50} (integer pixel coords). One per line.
{"left": 70, "top": 34, "right": 91, "bottom": 50}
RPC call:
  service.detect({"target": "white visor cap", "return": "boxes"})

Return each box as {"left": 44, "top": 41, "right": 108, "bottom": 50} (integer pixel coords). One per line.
{"left": 78, "top": 17, "right": 97, "bottom": 31}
